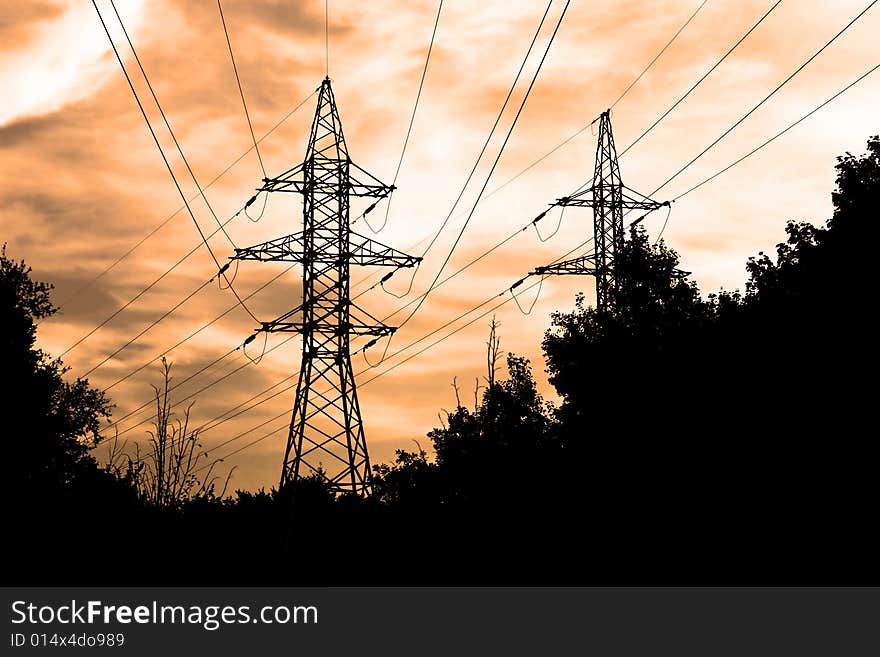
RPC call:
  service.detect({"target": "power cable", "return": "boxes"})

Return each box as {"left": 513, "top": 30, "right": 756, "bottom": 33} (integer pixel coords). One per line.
{"left": 384, "top": 0, "right": 555, "bottom": 295}
{"left": 103, "top": 265, "right": 294, "bottom": 391}
{"left": 618, "top": 0, "right": 784, "bottom": 158}
{"left": 108, "top": 0, "right": 237, "bottom": 249}
{"left": 653, "top": 0, "right": 878, "bottom": 193}
{"left": 92, "top": 0, "right": 260, "bottom": 356}
{"left": 393, "top": 0, "right": 571, "bottom": 337}
{"left": 609, "top": 0, "right": 711, "bottom": 109}
{"left": 56, "top": 91, "right": 313, "bottom": 308}
{"left": 60, "top": 211, "right": 237, "bottom": 358}
{"left": 672, "top": 61, "right": 880, "bottom": 201}
{"left": 217, "top": 0, "right": 266, "bottom": 177}
{"left": 376, "top": 0, "right": 444, "bottom": 234}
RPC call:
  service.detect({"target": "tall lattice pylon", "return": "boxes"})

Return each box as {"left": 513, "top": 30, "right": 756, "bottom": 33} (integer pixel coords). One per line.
{"left": 534, "top": 110, "right": 667, "bottom": 312}
{"left": 232, "top": 78, "right": 420, "bottom": 495}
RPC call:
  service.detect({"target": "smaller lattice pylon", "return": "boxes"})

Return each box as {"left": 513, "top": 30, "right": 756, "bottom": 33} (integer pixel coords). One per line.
{"left": 533, "top": 110, "right": 668, "bottom": 312}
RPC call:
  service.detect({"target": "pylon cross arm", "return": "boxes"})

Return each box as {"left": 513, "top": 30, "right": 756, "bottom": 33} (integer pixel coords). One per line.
{"left": 258, "top": 162, "right": 306, "bottom": 193}
{"left": 349, "top": 232, "right": 421, "bottom": 267}
{"left": 230, "top": 231, "right": 420, "bottom": 267}
{"left": 261, "top": 320, "right": 395, "bottom": 336}
{"left": 534, "top": 254, "right": 598, "bottom": 276}
{"left": 258, "top": 160, "right": 394, "bottom": 199}
{"left": 555, "top": 186, "right": 665, "bottom": 212}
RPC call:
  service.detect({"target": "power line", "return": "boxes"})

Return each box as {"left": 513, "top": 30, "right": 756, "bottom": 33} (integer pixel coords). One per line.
{"left": 373, "top": 0, "right": 444, "bottom": 233}
{"left": 217, "top": 0, "right": 266, "bottom": 177}
{"left": 191, "top": 235, "right": 599, "bottom": 470}
{"left": 395, "top": 0, "right": 570, "bottom": 334}
{"left": 467, "top": 0, "right": 714, "bottom": 212}
{"left": 91, "top": 0, "right": 260, "bottom": 356}
{"left": 122, "top": 50, "right": 880, "bottom": 472}
{"left": 384, "top": 0, "right": 554, "bottom": 297}
{"left": 103, "top": 266, "right": 293, "bottom": 391}
{"left": 107, "top": 84, "right": 695, "bottom": 444}
{"left": 85, "top": 0, "right": 774, "bottom": 377}
{"left": 99, "top": 2, "right": 867, "bottom": 461}
{"left": 79, "top": 2, "right": 292, "bottom": 379}
{"left": 673, "top": 60, "right": 880, "bottom": 201}
{"left": 82, "top": 276, "right": 212, "bottom": 379}
{"left": 653, "top": 0, "right": 878, "bottom": 193}
{"left": 94, "top": 4, "right": 612, "bottom": 458}
{"left": 102, "top": 258, "right": 407, "bottom": 439}
{"left": 117, "top": 68, "right": 834, "bottom": 462}
{"left": 55, "top": 91, "right": 314, "bottom": 309}
{"left": 609, "top": 0, "right": 711, "bottom": 109}
{"left": 100, "top": 224, "right": 420, "bottom": 394}
{"left": 194, "top": 186, "right": 706, "bottom": 468}
{"left": 107, "top": 329, "right": 298, "bottom": 441}
{"left": 169, "top": 208, "right": 608, "bottom": 462}
{"left": 59, "top": 211, "right": 237, "bottom": 358}
{"left": 103, "top": 0, "right": 257, "bottom": 319}
{"left": 325, "top": 0, "right": 329, "bottom": 78}
{"left": 107, "top": 0, "right": 237, "bottom": 249}
{"left": 618, "top": 0, "right": 783, "bottom": 158}
{"left": 103, "top": 207, "right": 557, "bottom": 441}
{"left": 179, "top": 0, "right": 708, "bottom": 340}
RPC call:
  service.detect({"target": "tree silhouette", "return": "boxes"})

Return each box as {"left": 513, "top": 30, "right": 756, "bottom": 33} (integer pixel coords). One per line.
{"left": 1, "top": 245, "right": 111, "bottom": 495}
{"left": 2, "top": 245, "right": 141, "bottom": 578}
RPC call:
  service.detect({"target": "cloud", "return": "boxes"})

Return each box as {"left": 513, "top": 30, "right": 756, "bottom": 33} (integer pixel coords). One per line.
{"left": 0, "top": 1, "right": 65, "bottom": 49}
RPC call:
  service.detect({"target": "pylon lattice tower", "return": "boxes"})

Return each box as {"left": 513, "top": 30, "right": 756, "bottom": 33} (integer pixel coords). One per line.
{"left": 535, "top": 110, "right": 667, "bottom": 311}
{"left": 232, "top": 78, "right": 420, "bottom": 495}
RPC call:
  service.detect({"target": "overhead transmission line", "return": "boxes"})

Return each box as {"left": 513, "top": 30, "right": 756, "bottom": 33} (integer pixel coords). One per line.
{"left": 619, "top": 0, "right": 783, "bottom": 158}
{"left": 673, "top": 60, "right": 880, "bottom": 200}
{"left": 325, "top": 0, "right": 329, "bottom": 78}
{"left": 78, "top": 0, "right": 282, "bottom": 379}
{"left": 217, "top": 0, "right": 266, "bottom": 178}
{"left": 189, "top": 219, "right": 614, "bottom": 469}
{"left": 99, "top": 266, "right": 295, "bottom": 389}
{"left": 99, "top": 1, "right": 445, "bottom": 402}
{"left": 122, "top": 184, "right": 622, "bottom": 450}
{"left": 103, "top": 205, "right": 560, "bottom": 440}
{"left": 610, "top": 0, "right": 711, "bottom": 110}
{"left": 454, "top": 0, "right": 767, "bottom": 212}
{"left": 55, "top": 91, "right": 314, "bottom": 309}
{"left": 82, "top": 1, "right": 260, "bottom": 365}
{"left": 88, "top": 0, "right": 765, "bottom": 394}
{"left": 107, "top": 0, "right": 237, "bottom": 248}
{"left": 443, "top": 0, "right": 712, "bottom": 216}
{"left": 116, "top": 46, "right": 875, "bottom": 462}
{"left": 653, "top": 0, "right": 878, "bottom": 192}
{"left": 390, "top": 0, "right": 571, "bottom": 337}
{"left": 60, "top": 211, "right": 237, "bottom": 358}
{"left": 383, "top": 0, "right": 555, "bottom": 299}
{"left": 368, "top": 0, "right": 444, "bottom": 234}
{"left": 103, "top": 263, "right": 406, "bottom": 438}
{"left": 81, "top": 277, "right": 212, "bottom": 379}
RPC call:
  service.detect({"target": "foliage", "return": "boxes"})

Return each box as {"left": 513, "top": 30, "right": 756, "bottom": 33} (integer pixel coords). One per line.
{"left": 109, "top": 358, "right": 234, "bottom": 508}
{"left": 1, "top": 244, "right": 112, "bottom": 495}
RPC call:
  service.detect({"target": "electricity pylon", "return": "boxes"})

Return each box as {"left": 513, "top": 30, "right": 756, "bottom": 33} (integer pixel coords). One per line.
{"left": 232, "top": 78, "right": 420, "bottom": 495}
{"left": 534, "top": 110, "right": 667, "bottom": 312}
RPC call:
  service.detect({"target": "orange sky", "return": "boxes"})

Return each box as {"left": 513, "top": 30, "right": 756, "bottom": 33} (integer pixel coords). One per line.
{"left": 2, "top": 0, "right": 878, "bottom": 491}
